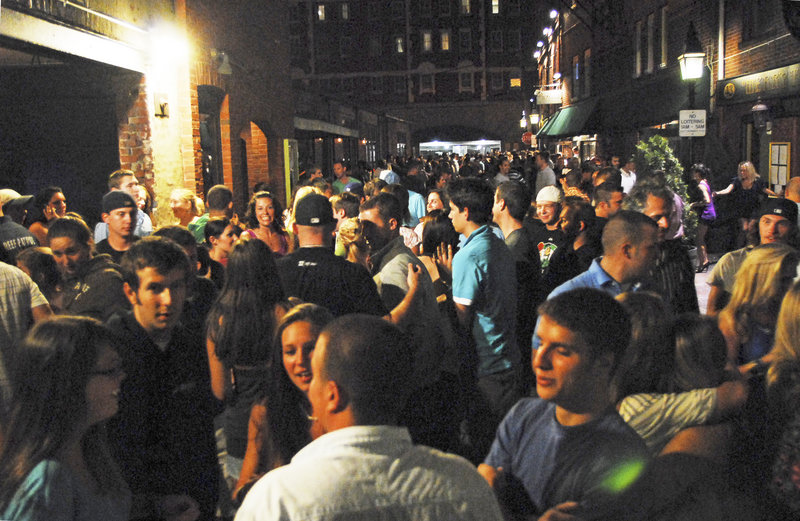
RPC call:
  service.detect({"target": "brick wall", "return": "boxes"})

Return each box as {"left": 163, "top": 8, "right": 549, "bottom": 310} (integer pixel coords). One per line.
{"left": 118, "top": 76, "right": 154, "bottom": 184}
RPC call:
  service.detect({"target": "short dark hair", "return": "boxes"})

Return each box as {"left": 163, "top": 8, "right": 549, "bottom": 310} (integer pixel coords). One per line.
{"left": 496, "top": 181, "right": 530, "bottom": 222}
{"left": 203, "top": 217, "right": 232, "bottom": 243}
{"left": 120, "top": 236, "right": 190, "bottom": 292}
{"left": 107, "top": 170, "right": 135, "bottom": 190}
{"left": 622, "top": 181, "right": 674, "bottom": 215}
{"left": 47, "top": 217, "right": 92, "bottom": 246}
{"left": 564, "top": 169, "right": 582, "bottom": 188}
{"left": 601, "top": 210, "right": 658, "bottom": 253}
{"left": 206, "top": 185, "right": 233, "bottom": 211}
{"left": 537, "top": 151, "right": 550, "bottom": 163}
{"left": 332, "top": 192, "right": 360, "bottom": 218}
{"left": 594, "top": 182, "right": 624, "bottom": 205}
{"left": 319, "top": 314, "right": 413, "bottom": 425}
{"left": 538, "top": 288, "right": 631, "bottom": 375}
{"left": 446, "top": 177, "right": 494, "bottom": 224}
{"left": 362, "top": 191, "right": 403, "bottom": 225}
{"left": 152, "top": 225, "right": 196, "bottom": 249}
{"left": 562, "top": 199, "right": 596, "bottom": 230}
{"left": 421, "top": 210, "right": 459, "bottom": 256}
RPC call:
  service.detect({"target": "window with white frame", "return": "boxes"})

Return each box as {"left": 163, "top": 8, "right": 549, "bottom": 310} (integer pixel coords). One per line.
{"left": 660, "top": 6, "right": 668, "bottom": 68}
{"left": 341, "top": 3, "right": 349, "bottom": 20}
{"left": 634, "top": 20, "right": 642, "bottom": 77}
{"left": 395, "top": 36, "right": 405, "bottom": 54}
{"left": 422, "top": 31, "right": 433, "bottom": 52}
{"left": 490, "top": 71, "right": 503, "bottom": 90}
{"left": 460, "top": 0, "right": 471, "bottom": 15}
{"left": 459, "top": 71, "right": 474, "bottom": 92}
{"left": 420, "top": 74, "right": 435, "bottom": 94}
{"left": 491, "top": 0, "right": 500, "bottom": 14}
{"left": 490, "top": 30, "right": 503, "bottom": 52}
{"left": 317, "top": 4, "right": 326, "bottom": 20}
{"left": 459, "top": 28, "right": 471, "bottom": 53}
{"left": 441, "top": 30, "right": 451, "bottom": 51}
{"left": 646, "top": 12, "right": 655, "bottom": 74}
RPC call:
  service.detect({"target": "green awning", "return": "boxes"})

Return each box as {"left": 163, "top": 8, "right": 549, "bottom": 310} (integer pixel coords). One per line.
{"left": 537, "top": 97, "right": 599, "bottom": 138}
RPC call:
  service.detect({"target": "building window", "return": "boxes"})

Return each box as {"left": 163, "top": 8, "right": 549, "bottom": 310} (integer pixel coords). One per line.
{"left": 743, "top": 0, "right": 781, "bottom": 41}
{"left": 369, "top": 37, "right": 382, "bottom": 56}
{"left": 508, "top": 29, "right": 521, "bottom": 51}
{"left": 341, "top": 77, "right": 354, "bottom": 92}
{"left": 391, "top": 0, "right": 404, "bottom": 19}
{"left": 584, "top": 48, "right": 591, "bottom": 96}
{"left": 440, "top": 0, "right": 450, "bottom": 16}
{"left": 491, "top": 0, "right": 500, "bottom": 14}
{"left": 422, "top": 31, "right": 433, "bottom": 52}
{"left": 394, "top": 76, "right": 406, "bottom": 94}
{"left": 420, "top": 74, "right": 435, "bottom": 94}
{"left": 490, "top": 31, "right": 503, "bottom": 53}
{"left": 459, "top": 71, "right": 474, "bottom": 92}
{"left": 420, "top": 0, "right": 432, "bottom": 16}
{"left": 367, "top": 1, "right": 378, "bottom": 20}
{"left": 490, "top": 71, "right": 503, "bottom": 91}
{"left": 660, "top": 6, "right": 668, "bottom": 68}
{"left": 633, "top": 20, "right": 642, "bottom": 77}
{"left": 317, "top": 4, "right": 326, "bottom": 20}
{"left": 341, "top": 3, "right": 349, "bottom": 19}
{"left": 646, "top": 12, "right": 655, "bottom": 74}
{"left": 441, "top": 30, "right": 451, "bottom": 51}
{"left": 340, "top": 36, "right": 351, "bottom": 57}
{"left": 395, "top": 37, "right": 405, "bottom": 54}
{"left": 506, "top": 0, "right": 519, "bottom": 14}
{"left": 572, "top": 55, "right": 581, "bottom": 99}
{"left": 460, "top": 0, "right": 471, "bottom": 15}
{"left": 459, "top": 28, "right": 471, "bottom": 53}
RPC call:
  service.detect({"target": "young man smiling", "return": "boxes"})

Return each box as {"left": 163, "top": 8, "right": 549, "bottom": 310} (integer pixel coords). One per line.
{"left": 479, "top": 289, "right": 648, "bottom": 520}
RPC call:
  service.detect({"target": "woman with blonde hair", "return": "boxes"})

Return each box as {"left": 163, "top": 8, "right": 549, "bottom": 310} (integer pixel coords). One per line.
{"left": 719, "top": 243, "right": 799, "bottom": 365}
{"left": 169, "top": 188, "right": 199, "bottom": 227}
{"left": 337, "top": 217, "right": 370, "bottom": 270}
{"left": 714, "top": 161, "right": 777, "bottom": 247}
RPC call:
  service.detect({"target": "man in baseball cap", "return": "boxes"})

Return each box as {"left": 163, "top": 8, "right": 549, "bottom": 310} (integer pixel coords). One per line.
{"left": 0, "top": 189, "right": 38, "bottom": 263}
{"left": 708, "top": 197, "right": 799, "bottom": 315}
{"left": 276, "top": 193, "right": 386, "bottom": 317}
{"left": 95, "top": 191, "right": 138, "bottom": 264}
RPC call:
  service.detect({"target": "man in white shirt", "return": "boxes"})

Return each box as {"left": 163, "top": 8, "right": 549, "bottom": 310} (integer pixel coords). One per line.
{"left": 620, "top": 158, "right": 637, "bottom": 194}
{"left": 235, "top": 315, "right": 503, "bottom": 521}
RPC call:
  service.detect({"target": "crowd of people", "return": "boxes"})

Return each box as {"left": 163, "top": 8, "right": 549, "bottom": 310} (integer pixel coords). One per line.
{"left": 2, "top": 149, "right": 800, "bottom": 521}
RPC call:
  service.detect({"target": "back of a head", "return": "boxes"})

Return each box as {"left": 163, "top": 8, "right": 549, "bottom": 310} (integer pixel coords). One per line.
{"left": 446, "top": 177, "right": 494, "bottom": 224}
{"left": 539, "top": 288, "right": 631, "bottom": 375}
{"left": 768, "top": 281, "right": 800, "bottom": 396}
{"left": 672, "top": 314, "right": 727, "bottom": 392}
{"left": 564, "top": 169, "right": 582, "bottom": 188}
{"left": 787, "top": 177, "right": 800, "bottom": 200}
{"left": 206, "top": 185, "right": 233, "bottom": 212}
{"left": 16, "top": 247, "right": 60, "bottom": 296}
{"left": 622, "top": 180, "right": 674, "bottom": 214}
{"left": 120, "top": 236, "right": 190, "bottom": 291}
{"left": 563, "top": 199, "right": 596, "bottom": 230}
{"left": 332, "top": 192, "right": 361, "bottom": 218}
{"left": 601, "top": 210, "right": 658, "bottom": 254}
{"left": 319, "top": 314, "right": 413, "bottom": 425}
{"left": 152, "top": 225, "right": 196, "bottom": 250}
{"left": 496, "top": 181, "right": 530, "bottom": 222}
{"left": 614, "top": 291, "right": 674, "bottom": 398}
{"left": 594, "top": 182, "right": 624, "bottom": 206}
{"left": 422, "top": 209, "right": 459, "bottom": 256}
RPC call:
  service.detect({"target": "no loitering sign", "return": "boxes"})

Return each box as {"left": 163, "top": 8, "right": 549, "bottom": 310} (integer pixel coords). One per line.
{"left": 679, "top": 110, "right": 707, "bottom": 137}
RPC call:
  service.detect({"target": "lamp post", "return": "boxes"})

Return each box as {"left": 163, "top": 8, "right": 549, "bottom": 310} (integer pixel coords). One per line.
{"left": 678, "top": 23, "right": 705, "bottom": 167}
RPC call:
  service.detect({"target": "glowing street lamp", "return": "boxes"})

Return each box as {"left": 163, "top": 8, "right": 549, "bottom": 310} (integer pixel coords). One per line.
{"left": 678, "top": 24, "right": 705, "bottom": 81}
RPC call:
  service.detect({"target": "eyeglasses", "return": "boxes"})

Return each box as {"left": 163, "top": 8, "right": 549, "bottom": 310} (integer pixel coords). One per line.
{"left": 91, "top": 365, "right": 125, "bottom": 378}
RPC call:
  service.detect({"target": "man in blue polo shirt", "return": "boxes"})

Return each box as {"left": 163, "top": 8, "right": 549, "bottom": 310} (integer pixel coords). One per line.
{"left": 447, "top": 177, "right": 520, "bottom": 461}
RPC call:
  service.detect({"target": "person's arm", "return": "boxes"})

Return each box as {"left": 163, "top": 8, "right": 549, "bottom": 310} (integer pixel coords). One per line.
{"left": 717, "top": 313, "right": 741, "bottom": 368}
{"left": 713, "top": 183, "right": 735, "bottom": 196}
{"left": 705, "top": 285, "right": 728, "bottom": 316}
{"left": 454, "top": 302, "right": 474, "bottom": 331}
{"left": 384, "top": 263, "right": 421, "bottom": 327}
{"left": 709, "top": 380, "right": 749, "bottom": 421}
{"left": 205, "top": 334, "right": 226, "bottom": 402}
{"left": 31, "top": 303, "right": 53, "bottom": 322}
{"left": 538, "top": 502, "right": 583, "bottom": 521}
{"left": 234, "top": 402, "right": 268, "bottom": 502}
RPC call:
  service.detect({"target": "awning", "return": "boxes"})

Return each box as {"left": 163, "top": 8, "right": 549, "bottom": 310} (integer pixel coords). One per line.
{"left": 536, "top": 97, "right": 599, "bottom": 138}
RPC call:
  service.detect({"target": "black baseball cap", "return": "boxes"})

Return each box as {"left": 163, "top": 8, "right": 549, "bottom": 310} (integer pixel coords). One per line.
{"left": 758, "top": 198, "right": 798, "bottom": 225}
{"left": 295, "top": 193, "right": 335, "bottom": 226}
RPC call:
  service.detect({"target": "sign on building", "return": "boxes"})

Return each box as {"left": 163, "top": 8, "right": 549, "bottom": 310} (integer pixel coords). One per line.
{"left": 679, "top": 110, "right": 706, "bottom": 137}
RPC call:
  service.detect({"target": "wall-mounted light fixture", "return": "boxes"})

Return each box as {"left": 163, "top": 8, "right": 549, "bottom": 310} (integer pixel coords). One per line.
{"left": 752, "top": 100, "right": 772, "bottom": 134}
{"left": 678, "top": 24, "right": 705, "bottom": 81}
{"left": 549, "top": 9, "right": 558, "bottom": 19}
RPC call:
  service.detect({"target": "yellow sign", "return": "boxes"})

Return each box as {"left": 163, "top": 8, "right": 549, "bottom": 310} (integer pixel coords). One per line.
{"left": 510, "top": 78, "right": 521, "bottom": 88}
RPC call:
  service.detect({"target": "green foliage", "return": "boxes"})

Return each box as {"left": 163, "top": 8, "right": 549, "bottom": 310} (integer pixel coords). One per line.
{"left": 633, "top": 135, "right": 697, "bottom": 244}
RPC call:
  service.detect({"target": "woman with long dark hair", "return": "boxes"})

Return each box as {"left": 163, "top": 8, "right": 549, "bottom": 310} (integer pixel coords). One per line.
{"left": 233, "top": 303, "right": 333, "bottom": 503}
{"left": 242, "top": 191, "right": 292, "bottom": 257}
{"left": 0, "top": 316, "right": 130, "bottom": 520}
{"left": 206, "top": 239, "right": 285, "bottom": 484}
{"left": 28, "top": 186, "right": 67, "bottom": 246}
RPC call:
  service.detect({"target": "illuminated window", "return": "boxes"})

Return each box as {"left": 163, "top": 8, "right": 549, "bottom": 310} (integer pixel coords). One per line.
{"left": 491, "top": 0, "right": 500, "bottom": 14}
{"left": 460, "top": 0, "right": 471, "bottom": 14}
{"left": 317, "top": 4, "right": 326, "bottom": 20}
{"left": 646, "top": 12, "right": 655, "bottom": 74}
{"left": 423, "top": 31, "right": 433, "bottom": 52}
{"left": 441, "top": 30, "right": 451, "bottom": 51}
{"left": 395, "top": 37, "right": 405, "bottom": 53}
{"left": 341, "top": 3, "right": 349, "bottom": 19}
{"left": 660, "top": 6, "right": 668, "bottom": 68}
{"left": 633, "top": 20, "right": 642, "bottom": 77}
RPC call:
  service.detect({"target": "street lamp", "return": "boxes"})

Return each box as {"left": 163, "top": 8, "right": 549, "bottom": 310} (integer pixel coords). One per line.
{"left": 678, "top": 24, "right": 705, "bottom": 81}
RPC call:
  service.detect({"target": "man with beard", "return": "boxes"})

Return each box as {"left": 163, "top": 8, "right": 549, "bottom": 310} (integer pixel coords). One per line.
{"left": 543, "top": 199, "right": 601, "bottom": 295}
